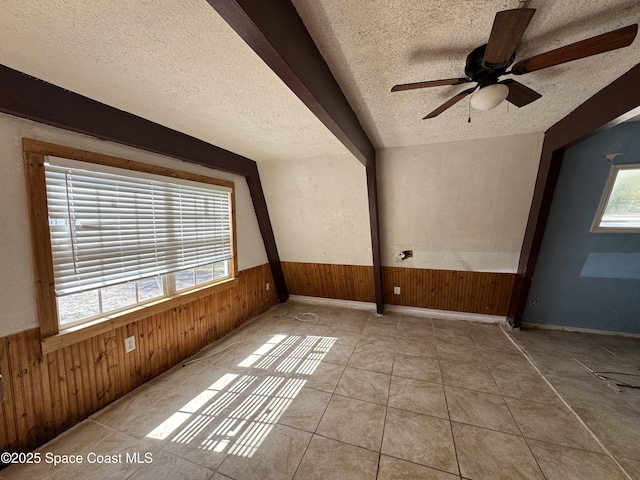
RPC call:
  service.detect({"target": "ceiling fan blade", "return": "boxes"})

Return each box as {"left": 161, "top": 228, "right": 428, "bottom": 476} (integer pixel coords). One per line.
{"left": 391, "top": 77, "right": 471, "bottom": 92}
{"left": 511, "top": 23, "right": 638, "bottom": 75}
{"left": 483, "top": 8, "right": 536, "bottom": 69}
{"left": 501, "top": 79, "right": 541, "bottom": 107}
{"left": 423, "top": 87, "right": 476, "bottom": 119}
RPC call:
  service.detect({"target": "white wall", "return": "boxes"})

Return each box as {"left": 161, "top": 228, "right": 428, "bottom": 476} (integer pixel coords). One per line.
{"left": 258, "top": 153, "right": 373, "bottom": 265}
{"left": 0, "top": 113, "right": 267, "bottom": 338}
{"left": 378, "top": 133, "right": 544, "bottom": 272}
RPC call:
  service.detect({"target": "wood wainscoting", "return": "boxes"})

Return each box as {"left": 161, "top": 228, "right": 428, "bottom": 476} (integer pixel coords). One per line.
{"left": 383, "top": 266, "right": 515, "bottom": 316}
{"left": 0, "top": 264, "right": 277, "bottom": 455}
{"left": 282, "top": 262, "right": 515, "bottom": 316}
{"left": 282, "top": 262, "right": 376, "bottom": 303}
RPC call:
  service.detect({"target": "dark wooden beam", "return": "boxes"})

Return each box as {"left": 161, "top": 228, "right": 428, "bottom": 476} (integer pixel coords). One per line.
{"left": 246, "top": 164, "right": 289, "bottom": 302}
{"left": 0, "top": 64, "right": 254, "bottom": 176}
{"left": 367, "top": 156, "right": 384, "bottom": 314}
{"left": 206, "top": 0, "right": 374, "bottom": 167}
{"left": 0, "top": 63, "right": 289, "bottom": 301}
{"left": 508, "top": 62, "right": 640, "bottom": 327}
{"left": 208, "top": 0, "right": 384, "bottom": 311}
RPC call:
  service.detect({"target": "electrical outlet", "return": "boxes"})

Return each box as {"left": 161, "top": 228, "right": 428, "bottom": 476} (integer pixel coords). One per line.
{"left": 266, "top": 282, "right": 270, "bottom": 291}
{"left": 393, "top": 286, "right": 401, "bottom": 295}
{"left": 125, "top": 336, "right": 136, "bottom": 353}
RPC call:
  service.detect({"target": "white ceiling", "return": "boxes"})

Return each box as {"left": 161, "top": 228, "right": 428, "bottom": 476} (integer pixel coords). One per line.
{"left": 1, "top": 0, "right": 639, "bottom": 159}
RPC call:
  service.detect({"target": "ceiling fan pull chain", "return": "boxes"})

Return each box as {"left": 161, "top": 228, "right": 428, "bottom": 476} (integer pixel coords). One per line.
{"left": 468, "top": 97, "right": 472, "bottom": 123}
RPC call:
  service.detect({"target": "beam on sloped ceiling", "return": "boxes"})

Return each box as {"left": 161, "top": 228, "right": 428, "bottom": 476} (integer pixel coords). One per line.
{"left": 207, "top": 0, "right": 385, "bottom": 313}
{"left": 0, "top": 63, "right": 289, "bottom": 302}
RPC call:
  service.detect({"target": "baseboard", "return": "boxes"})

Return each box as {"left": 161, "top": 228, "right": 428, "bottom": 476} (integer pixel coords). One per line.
{"left": 521, "top": 322, "right": 640, "bottom": 338}
{"left": 289, "top": 295, "right": 375, "bottom": 311}
{"left": 289, "top": 295, "right": 507, "bottom": 325}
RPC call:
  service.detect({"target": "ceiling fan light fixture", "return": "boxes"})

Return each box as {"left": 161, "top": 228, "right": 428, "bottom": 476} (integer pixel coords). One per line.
{"left": 470, "top": 83, "right": 509, "bottom": 111}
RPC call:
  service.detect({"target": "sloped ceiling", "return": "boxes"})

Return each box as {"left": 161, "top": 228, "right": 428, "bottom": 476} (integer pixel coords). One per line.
{"left": 1, "top": 0, "right": 639, "bottom": 158}
{"left": 0, "top": 0, "right": 350, "bottom": 162}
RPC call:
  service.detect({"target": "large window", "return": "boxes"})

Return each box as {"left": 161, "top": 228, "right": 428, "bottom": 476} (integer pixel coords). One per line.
{"left": 592, "top": 163, "right": 640, "bottom": 232}
{"left": 24, "top": 140, "right": 237, "bottom": 338}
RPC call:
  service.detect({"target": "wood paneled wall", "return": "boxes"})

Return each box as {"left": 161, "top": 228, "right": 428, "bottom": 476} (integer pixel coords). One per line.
{"left": 383, "top": 266, "right": 515, "bottom": 315}
{"left": 0, "top": 264, "right": 277, "bottom": 455}
{"left": 282, "top": 262, "right": 515, "bottom": 316}
{"left": 282, "top": 262, "right": 376, "bottom": 303}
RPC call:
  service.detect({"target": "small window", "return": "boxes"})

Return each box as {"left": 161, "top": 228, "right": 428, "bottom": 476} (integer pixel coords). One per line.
{"left": 592, "top": 163, "right": 640, "bottom": 232}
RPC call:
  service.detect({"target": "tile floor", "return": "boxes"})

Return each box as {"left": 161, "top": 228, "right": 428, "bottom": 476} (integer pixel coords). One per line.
{"left": 1, "top": 301, "right": 638, "bottom": 479}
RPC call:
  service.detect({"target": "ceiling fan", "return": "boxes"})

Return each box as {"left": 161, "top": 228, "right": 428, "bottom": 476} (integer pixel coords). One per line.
{"left": 391, "top": 8, "right": 638, "bottom": 119}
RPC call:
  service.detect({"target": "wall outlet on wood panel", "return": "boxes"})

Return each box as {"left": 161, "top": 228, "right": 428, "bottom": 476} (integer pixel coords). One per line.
{"left": 393, "top": 286, "right": 401, "bottom": 295}
{"left": 125, "top": 336, "right": 136, "bottom": 353}
{"left": 266, "top": 282, "right": 270, "bottom": 291}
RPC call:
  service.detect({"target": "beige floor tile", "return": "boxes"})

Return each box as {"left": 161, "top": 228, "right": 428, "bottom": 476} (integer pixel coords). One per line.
{"left": 528, "top": 439, "right": 628, "bottom": 480}
{"left": 211, "top": 473, "right": 234, "bottom": 480}
{"left": 348, "top": 345, "right": 394, "bottom": 375}
{"left": 301, "top": 361, "right": 345, "bottom": 393}
{"left": 395, "top": 337, "right": 438, "bottom": 359}
{"left": 377, "top": 455, "right": 460, "bottom": 480}
{"left": 479, "top": 348, "right": 536, "bottom": 374}
{"left": 316, "top": 395, "right": 386, "bottom": 451}
{"left": 217, "top": 424, "right": 312, "bottom": 480}
{"left": 439, "top": 362, "right": 500, "bottom": 394}
{"left": 293, "top": 435, "right": 379, "bottom": 480}
{"left": 392, "top": 354, "right": 442, "bottom": 383}
{"left": 576, "top": 408, "right": 640, "bottom": 460}
{"left": 434, "top": 328, "right": 476, "bottom": 347}
{"left": 398, "top": 323, "right": 436, "bottom": 340}
{"left": 618, "top": 456, "right": 640, "bottom": 479}
{"left": 0, "top": 420, "right": 116, "bottom": 480}
{"left": 339, "top": 309, "right": 373, "bottom": 322}
{"left": 548, "top": 374, "right": 640, "bottom": 418}
{"left": 363, "top": 318, "right": 398, "bottom": 337}
{"left": 127, "top": 450, "right": 213, "bottom": 480}
{"left": 276, "top": 387, "right": 332, "bottom": 432}
{"left": 317, "top": 315, "right": 366, "bottom": 334}
{"left": 381, "top": 408, "right": 458, "bottom": 475}
{"left": 399, "top": 315, "right": 433, "bottom": 327}
{"left": 489, "top": 369, "right": 561, "bottom": 405}
{"left": 335, "top": 367, "right": 391, "bottom": 405}
{"left": 162, "top": 436, "right": 227, "bottom": 471}
{"left": 444, "top": 386, "right": 519, "bottom": 435}
{"left": 505, "top": 398, "right": 602, "bottom": 452}
{"left": 388, "top": 377, "right": 448, "bottom": 419}
{"left": 356, "top": 333, "right": 397, "bottom": 352}
{"left": 320, "top": 336, "right": 359, "bottom": 366}
{"left": 525, "top": 352, "right": 594, "bottom": 378}
{"left": 116, "top": 390, "right": 194, "bottom": 444}
{"left": 91, "top": 383, "right": 172, "bottom": 429}
{"left": 435, "top": 340, "right": 483, "bottom": 365}
{"left": 432, "top": 319, "right": 471, "bottom": 331}
{"left": 48, "top": 430, "right": 157, "bottom": 480}
{"left": 452, "top": 423, "right": 545, "bottom": 480}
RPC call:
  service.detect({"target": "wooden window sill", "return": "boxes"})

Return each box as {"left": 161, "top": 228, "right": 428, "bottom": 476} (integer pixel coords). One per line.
{"left": 41, "top": 277, "right": 239, "bottom": 354}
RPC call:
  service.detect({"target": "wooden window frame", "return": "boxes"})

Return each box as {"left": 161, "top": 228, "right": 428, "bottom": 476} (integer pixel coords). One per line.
{"left": 23, "top": 139, "right": 238, "bottom": 352}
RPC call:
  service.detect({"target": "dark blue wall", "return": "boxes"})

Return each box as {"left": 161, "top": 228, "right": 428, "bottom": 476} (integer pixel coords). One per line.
{"left": 523, "top": 121, "right": 640, "bottom": 333}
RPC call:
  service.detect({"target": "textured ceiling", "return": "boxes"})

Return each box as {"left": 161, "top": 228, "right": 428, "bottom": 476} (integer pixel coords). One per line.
{"left": 1, "top": 1, "right": 639, "bottom": 160}
{"left": 0, "top": 0, "right": 350, "bottom": 162}
{"left": 292, "top": 0, "right": 640, "bottom": 147}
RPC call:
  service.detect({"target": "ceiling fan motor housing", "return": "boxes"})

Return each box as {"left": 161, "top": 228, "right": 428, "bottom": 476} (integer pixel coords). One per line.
{"left": 465, "top": 44, "right": 514, "bottom": 88}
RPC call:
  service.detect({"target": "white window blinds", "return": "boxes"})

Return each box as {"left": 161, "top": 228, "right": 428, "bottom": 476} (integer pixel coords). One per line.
{"left": 45, "top": 156, "right": 232, "bottom": 296}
